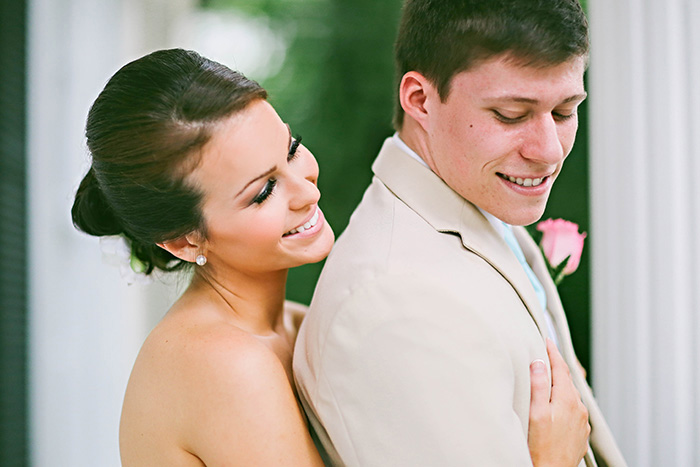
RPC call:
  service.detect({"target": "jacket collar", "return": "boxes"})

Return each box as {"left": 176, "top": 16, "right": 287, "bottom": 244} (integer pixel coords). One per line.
{"left": 372, "top": 137, "right": 549, "bottom": 338}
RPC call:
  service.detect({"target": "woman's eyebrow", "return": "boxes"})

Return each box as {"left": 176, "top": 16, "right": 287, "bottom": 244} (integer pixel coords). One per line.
{"left": 236, "top": 166, "right": 277, "bottom": 198}
{"left": 235, "top": 124, "right": 292, "bottom": 198}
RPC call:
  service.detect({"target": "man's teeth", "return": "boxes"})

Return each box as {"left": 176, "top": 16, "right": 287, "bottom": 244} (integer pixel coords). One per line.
{"left": 501, "top": 174, "right": 544, "bottom": 187}
{"left": 285, "top": 209, "right": 320, "bottom": 236}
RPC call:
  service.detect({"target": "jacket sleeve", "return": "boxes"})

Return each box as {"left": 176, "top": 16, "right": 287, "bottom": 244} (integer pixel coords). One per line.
{"left": 310, "top": 272, "right": 534, "bottom": 467}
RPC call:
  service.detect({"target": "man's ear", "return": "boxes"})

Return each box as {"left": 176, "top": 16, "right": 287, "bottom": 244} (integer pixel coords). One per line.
{"left": 399, "top": 71, "right": 438, "bottom": 132}
{"left": 156, "top": 234, "right": 202, "bottom": 263}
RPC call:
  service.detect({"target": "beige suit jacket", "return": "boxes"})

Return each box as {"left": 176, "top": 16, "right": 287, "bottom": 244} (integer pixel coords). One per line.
{"left": 294, "top": 138, "right": 627, "bottom": 466}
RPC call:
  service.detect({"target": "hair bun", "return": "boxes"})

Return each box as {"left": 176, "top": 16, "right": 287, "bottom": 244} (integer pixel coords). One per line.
{"left": 71, "top": 167, "right": 123, "bottom": 237}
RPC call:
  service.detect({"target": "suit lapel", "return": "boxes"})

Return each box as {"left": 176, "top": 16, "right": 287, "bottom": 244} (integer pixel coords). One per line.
{"left": 372, "top": 138, "right": 549, "bottom": 339}
{"left": 455, "top": 205, "right": 551, "bottom": 340}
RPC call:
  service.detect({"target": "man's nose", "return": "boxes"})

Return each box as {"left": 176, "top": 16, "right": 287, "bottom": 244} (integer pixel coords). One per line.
{"left": 520, "top": 114, "right": 565, "bottom": 164}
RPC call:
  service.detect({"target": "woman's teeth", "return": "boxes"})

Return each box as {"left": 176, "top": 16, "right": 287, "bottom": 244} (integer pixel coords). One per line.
{"left": 285, "top": 209, "right": 320, "bottom": 236}
{"left": 499, "top": 173, "right": 545, "bottom": 187}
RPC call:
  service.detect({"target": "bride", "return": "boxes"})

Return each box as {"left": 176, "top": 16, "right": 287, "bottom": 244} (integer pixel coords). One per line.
{"left": 72, "top": 48, "right": 589, "bottom": 466}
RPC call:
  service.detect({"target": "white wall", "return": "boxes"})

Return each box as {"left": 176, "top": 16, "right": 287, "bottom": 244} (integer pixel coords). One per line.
{"left": 27, "top": 1, "right": 288, "bottom": 464}
{"left": 589, "top": 0, "right": 700, "bottom": 465}
{"left": 27, "top": 0, "right": 193, "bottom": 465}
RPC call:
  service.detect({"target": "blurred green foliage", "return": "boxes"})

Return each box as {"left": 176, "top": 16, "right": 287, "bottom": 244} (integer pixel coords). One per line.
{"left": 202, "top": 0, "right": 592, "bottom": 375}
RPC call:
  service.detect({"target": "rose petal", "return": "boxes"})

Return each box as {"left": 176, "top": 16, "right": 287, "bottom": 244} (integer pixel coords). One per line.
{"left": 537, "top": 218, "right": 587, "bottom": 275}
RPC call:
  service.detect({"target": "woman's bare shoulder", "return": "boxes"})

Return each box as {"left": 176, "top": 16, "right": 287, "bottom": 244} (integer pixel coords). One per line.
{"left": 121, "top": 300, "right": 320, "bottom": 465}
{"left": 129, "top": 298, "right": 320, "bottom": 465}
{"left": 133, "top": 300, "right": 286, "bottom": 397}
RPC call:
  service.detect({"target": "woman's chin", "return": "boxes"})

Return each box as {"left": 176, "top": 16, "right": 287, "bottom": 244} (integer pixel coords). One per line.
{"left": 300, "top": 225, "right": 335, "bottom": 266}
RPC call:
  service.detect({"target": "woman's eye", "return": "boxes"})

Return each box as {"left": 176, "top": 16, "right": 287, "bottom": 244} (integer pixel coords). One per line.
{"left": 288, "top": 135, "right": 302, "bottom": 161}
{"left": 252, "top": 178, "right": 277, "bottom": 204}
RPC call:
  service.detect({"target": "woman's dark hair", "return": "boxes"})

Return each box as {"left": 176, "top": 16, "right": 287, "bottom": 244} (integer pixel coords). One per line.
{"left": 71, "top": 48, "right": 267, "bottom": 274}
{"left": 393, "top": 0, "right": 589, "bottom": 128}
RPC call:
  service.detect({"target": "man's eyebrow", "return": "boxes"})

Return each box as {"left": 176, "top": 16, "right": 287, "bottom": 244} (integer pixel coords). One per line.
{"left": 561, "top": 93, "right": 588, "bottom": 104}
{"left": 488, "top": 93, "right": 588, "bottom": 105}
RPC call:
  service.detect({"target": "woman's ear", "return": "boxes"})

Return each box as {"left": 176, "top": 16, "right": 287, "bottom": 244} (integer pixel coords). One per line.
{"left": 156, "top": 234, "right": 203, "bottom": 263}
{"left": 399, "top": 71, "right": 438, "bottom": 132}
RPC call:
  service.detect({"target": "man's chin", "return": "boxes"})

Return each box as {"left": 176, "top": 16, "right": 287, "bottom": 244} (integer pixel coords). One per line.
{"left": 499, "top": 208, "right": 547, "bottom": 227}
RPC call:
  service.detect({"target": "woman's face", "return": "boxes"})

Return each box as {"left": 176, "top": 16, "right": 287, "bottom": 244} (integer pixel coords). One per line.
{"left": 190, "top": 100, "right": 334, "bottom": 275}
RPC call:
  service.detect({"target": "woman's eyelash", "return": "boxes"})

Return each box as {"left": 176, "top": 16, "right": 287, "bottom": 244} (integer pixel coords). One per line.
{"left": 251, "top": 134, "right": 303, "bottom": 205}
{"left": 252, "top": 178, "right": 277, "bottom": 204}
{"left": 288, "top": 135, "right": 302, "bottom": 161}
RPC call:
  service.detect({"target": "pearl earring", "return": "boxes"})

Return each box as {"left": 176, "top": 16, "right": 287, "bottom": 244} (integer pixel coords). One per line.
{"left": 195, "top": 254, "right": 207, "bottom": 266}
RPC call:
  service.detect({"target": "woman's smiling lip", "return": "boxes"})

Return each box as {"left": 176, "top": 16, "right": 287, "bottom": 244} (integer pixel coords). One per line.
{"left": 283, "top": 206, "right": 324, "bottom": 238}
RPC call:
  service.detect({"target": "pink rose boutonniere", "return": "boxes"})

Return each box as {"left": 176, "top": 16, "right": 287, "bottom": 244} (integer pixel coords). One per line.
{"left": 536, "top": 218, "right": 587, "bottom": 286}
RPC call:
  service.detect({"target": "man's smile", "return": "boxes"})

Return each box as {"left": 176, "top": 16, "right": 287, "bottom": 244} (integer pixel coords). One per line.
{"left": 496, "top": 172, "right": 549, "bottom": 187}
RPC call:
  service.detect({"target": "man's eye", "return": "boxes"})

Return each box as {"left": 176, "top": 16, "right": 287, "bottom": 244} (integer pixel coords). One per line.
{"left": 553, "top": 111, "right": 576, "bottom": 121}
{"left": 252, "top": 179, "right": 277, "bottom": 204}
{"left": 492, "top": 110, "right": 525, "bottom": 124}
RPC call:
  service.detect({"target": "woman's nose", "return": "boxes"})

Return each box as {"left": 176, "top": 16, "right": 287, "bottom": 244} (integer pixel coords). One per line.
{"left": 289, "top": 152, "right": 321, "bottom": 210}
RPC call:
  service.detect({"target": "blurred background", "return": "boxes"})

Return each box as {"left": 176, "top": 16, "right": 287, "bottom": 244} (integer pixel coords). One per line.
{"left": 1, "top": 0, "right": 699, "bottom": 465}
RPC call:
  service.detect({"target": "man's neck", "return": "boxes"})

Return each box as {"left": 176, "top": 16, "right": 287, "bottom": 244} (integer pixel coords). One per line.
{"left": 477, "top": 208, "right": 511, "bottom": 235}
{"left": 393, "top": 130, "right": 511, "bottom": 232}
{"left": 392, "top": 132, "right": 428, "bottom": 168}
{"left": 397, "top": 121, "right": 435, "bottom": 171}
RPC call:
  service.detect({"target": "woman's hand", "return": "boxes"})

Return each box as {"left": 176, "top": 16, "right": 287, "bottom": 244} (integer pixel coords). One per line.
{"left": 528, "top": 339, "right": 591, "bottom": 467}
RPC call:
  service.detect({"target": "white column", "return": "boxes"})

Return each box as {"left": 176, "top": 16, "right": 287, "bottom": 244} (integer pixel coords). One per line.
{"left": 27, "top": 0, "right": 193, "bottom": 465}
{"left": 588, "top": 0, "right": 700, "bottom": 466}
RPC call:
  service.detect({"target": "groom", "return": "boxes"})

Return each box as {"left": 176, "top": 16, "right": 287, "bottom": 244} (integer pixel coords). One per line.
{"left": 295, "top": 0, "right": 626, "bottom": 465}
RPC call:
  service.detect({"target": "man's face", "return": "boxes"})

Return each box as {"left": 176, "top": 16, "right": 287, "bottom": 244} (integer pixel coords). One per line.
{"left": 423, "top": 55, "right": 587, "bottom": 226}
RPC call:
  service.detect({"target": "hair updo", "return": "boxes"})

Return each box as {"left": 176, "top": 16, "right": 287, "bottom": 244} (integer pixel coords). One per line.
{"left": 71, "top": 48, "right": 268, "bottom": 273}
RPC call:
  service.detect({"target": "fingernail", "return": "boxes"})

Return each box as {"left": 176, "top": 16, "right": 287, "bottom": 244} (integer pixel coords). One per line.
{"left": 531, "top": 359, "right": 546, "bottom": 374}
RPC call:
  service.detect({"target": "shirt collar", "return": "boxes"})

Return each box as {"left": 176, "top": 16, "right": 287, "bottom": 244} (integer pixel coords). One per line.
{"left": 392, "top": 132, "right": 428, "bottom": 169}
